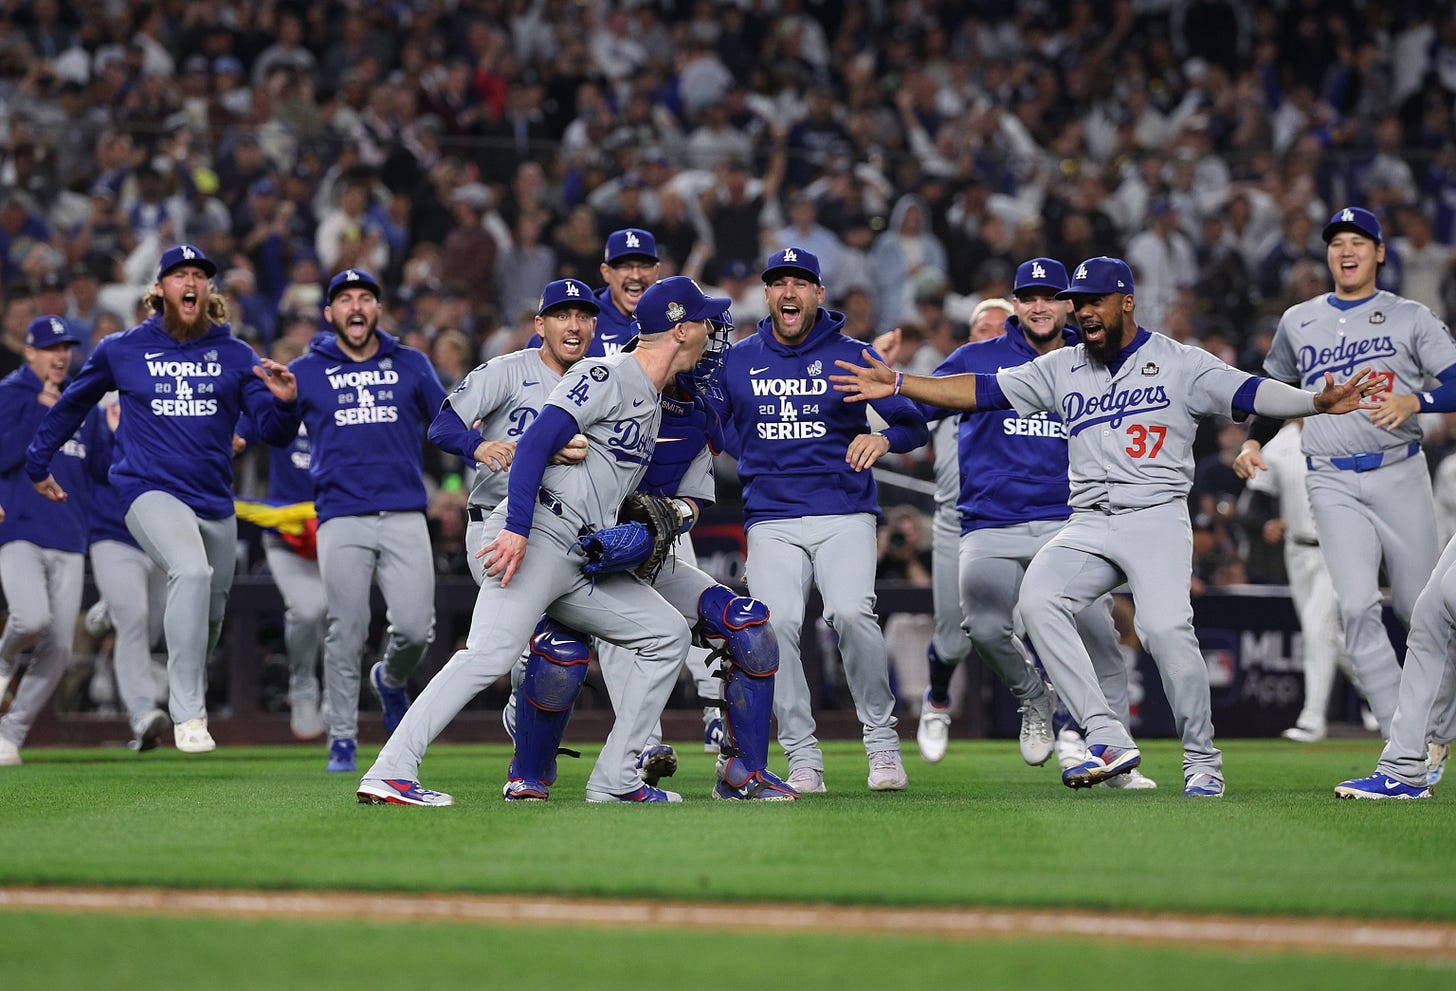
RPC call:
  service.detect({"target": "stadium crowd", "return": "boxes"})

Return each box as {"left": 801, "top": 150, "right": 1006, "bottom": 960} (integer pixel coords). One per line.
{"left": 3, "top": 0, "right": 1456, "bottom": 598}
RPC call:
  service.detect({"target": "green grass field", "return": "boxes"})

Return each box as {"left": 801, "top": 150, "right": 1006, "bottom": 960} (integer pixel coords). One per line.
{"left": 3, "top": 737, "right": 1453, "bottom": 989}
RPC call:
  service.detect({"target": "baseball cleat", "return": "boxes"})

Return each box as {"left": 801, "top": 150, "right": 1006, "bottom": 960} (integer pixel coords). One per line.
{"left": 1280, "top": 724, "right": 1325, "bottom": 743}
{"left": 369, "top": 662, "right": 411, "bottom": 734}
{"left": 1018, "top": 687, "right": 1056, "bottom": 766}
{"left": 173, "top": 717, "right": 216, "bottom": 754}
{"left": 1055, "top": 728, "right": 1087, "bottom": 771}
{"left": 326, "top": 738, "right": 357, "bottom": 773}
{"left": 916, "top": 689, "right": 951, "bottom": 764}
{"left": 867, "top": 750, "right": 908, "bottom": 791}
{"left": 1101, "top": 768, "right": 1157, "bottom": 790}
{"left": 84, "top": 599, "right": 114, "bottom": 638}
{"left": 1183, "top": 772, "right": 1226, "bottom": 798}
{"left": 635, "top": 744, "right": 678, "bottom": 787}
{"left": 786, "top": 766, "right": 826, "bottom": 794}
{"left": 1429, "top": 743, "right": 1450, "bottom": 788}
{"left": 1062, "top": 743, "right": 1140, "bottom": 789}
{"left": 129, "top": 709, "right": 169, "bottom": 752}
{"left": 713, "top": 768, "right": 799, "bottom": 801}
{"left": 0, "top": 739, "right": 20, "bottom": 766}
{"left": 289, "top": 697, "right": 325, "bottom": 740}
{"left": 503, "top": 778, "right": 550, "bottom": 801}
{"left": 357, "top": 778, "right": 455, "bottom": 806}
{"left": 585, "top": 784, "right": 683, "bottom": 803}
{"left": 1334, "top": 771, "right": 1431, "bottom": 800}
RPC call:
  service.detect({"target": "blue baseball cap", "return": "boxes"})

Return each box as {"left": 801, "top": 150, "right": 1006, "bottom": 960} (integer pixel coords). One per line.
{"left": 157, "top": 243, "right": 217, "bottom": 280}
{"left": 537, "top": 278, "right": 599, "bottom": 317}
{"left": 603, "top": 228, "right": 659, "bottom": 265}
{"left": 634, "top": 276, "right": 731, "bottom": 336}
{"left": 1322, "top": 206, "right": 1383, "bottom": 244}
{"left": 761, "top": 246, "right": 821, "bottom": 284}
{"left": 1056, "top": 256, "right": 1135, "bottom": 299}
{"left": 326, "top": 268, "right": 382, "bottom": 303}
{"left": 25, "top": 314, "right": 81, "bottom": 348}
{"left": 1013, "top": 257, "right": 1069, "bottom": 294}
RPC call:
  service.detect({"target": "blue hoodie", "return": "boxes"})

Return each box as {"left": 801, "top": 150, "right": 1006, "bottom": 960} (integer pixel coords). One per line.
{"left": 289, "top": 329, "right": 447, "bottom": 523}
{"left": 25, "top": 314, "right": 300, "bottom": 520}
{"left": 716, "top": 308, "right": 927, "bottom": 527}
{"left": 922, "top": 321, "right": 1079, "bottom": 534}
{"left": 0, "top": 365, "right": 90, "bottom": 552}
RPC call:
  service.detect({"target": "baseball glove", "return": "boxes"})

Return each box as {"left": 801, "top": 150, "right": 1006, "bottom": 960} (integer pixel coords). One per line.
{"left": 577, "top": 492, "right": 683, "bottom": 581}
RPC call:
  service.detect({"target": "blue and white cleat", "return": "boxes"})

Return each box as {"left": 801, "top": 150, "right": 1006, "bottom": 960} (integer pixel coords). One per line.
{"left": 1334, "top": 771, "right": 1431, "bottom": 800}
{"left": 713, "top": 768, "right": 799, "bottom": 801}
{"left": 369, "top": 662, "right": 411, "bottom": 734}
{"left": 503, "top": 778, "right": 550, "bottom": 801}
{"left": 1183, "top": 772, "right": 1225, "bottom": 798}
{"left": 357, "top": 778, "right": 455, "bottom": 806}
{"left": 635, "top": 744, "right": 678, "bottom": 787}
{"left": 326, "top": 738, "right": 357, "bottom": 772}
{"left": 586, "top": 784, "right": 683, "bottom": 803}
{"left": 703, "top": 710, "right": 725, "bottom": 754}
{"left": 1062, "top": 743, "right": 1140, "bottom": 789}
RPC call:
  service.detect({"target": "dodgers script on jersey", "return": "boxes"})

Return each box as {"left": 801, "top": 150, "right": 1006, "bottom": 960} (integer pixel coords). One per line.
{"left": 530, "top": 353, "right": 662, "bottom": 536}
{"left": 997, "top": 331, "right": 1251, "bottom": 510}
{"left": 446, "top": 349, "right": 564, "bottom": 511}
{"left": 1265, "top": 291, "right": 1456, "bottom": 458}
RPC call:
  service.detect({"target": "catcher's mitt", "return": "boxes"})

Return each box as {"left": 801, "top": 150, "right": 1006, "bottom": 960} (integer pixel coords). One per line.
{"left": 577, "top": 491, "right": 683, "bottom": 581}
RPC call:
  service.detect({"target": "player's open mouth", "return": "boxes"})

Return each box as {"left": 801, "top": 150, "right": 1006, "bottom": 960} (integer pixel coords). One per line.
{"left": 778, "top": 302, "right": 803, "bottom": 327}
{"left": 563, "top": 334, "right": 583, "bottom": 349}
{"left": 1081, "top": 322, "right": 1104, "bottom": 343}
{"left": 623, "top": 282, "right": 647, "bottom": 298}
{"left": 181, "top": 292, "right": 198, "bottom": 313}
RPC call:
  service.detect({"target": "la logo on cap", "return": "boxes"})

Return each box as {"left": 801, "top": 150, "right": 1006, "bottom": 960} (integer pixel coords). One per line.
{"left": 1341, "top": 208, "right": 1354, "bottom": 222}
{"left": 784, "top": 248, "right": 798, "bottom": 262}
{"left": 1031, "top": 261, "right": 1046, "bottom": 279}
{"left": 1075, "top": 264, "right": 1089, "bottom": 281}
{"left": 50, "top": 317, "right": 63, "bottom": 334}
{"left": 625, "top": 231, "right": 640, "bottom": 248}
{"left": 345, "top": 269, "right": 357, "bottom": 282}
{"left": 181, "top": 245, "right": 195, "bottom": 260}
{"left": 565, "top": 282, "right": 579, "bottom": 297}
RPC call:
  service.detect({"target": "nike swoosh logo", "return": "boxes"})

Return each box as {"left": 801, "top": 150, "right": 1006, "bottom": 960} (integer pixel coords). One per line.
{"left": 145, "top": 351, "right": 165, "bottom": 359}
{"left": 325, "top": 365, "right": 341, "bottom": 374}
{"left": 633, "top": 399, "right": 645, "bottom": 407}
{"left": 1071, "top": 363, "right": 1086, "bottom": 373}
{"left": 522, "top": 380, "right": 538, "bottom": 387}
{"left": 750, "top": 366, "right": 771, "bottom": 375}
{"left": 1300, "top": 319, "right": 1317, "bottom": 327}
{"left": 655, "top": 436, "right": 685, "bottom": 443}
{"left": 1385, "top": 779, "right": 1402, "bottom": 790}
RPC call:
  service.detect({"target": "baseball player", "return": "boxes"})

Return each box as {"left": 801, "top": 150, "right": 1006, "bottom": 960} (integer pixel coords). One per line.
{"left": 287, "top": 269, "right": 447, "bottom": 772}
{"left": 0, "top": 316, "right": 88, "bottom": 765}
{"left": 1238, "top": 419, "right": 1364, "bottom": 742}
{"left": 505, "top": 277, "right": 796, "bottom": 802}
{"left": 831, "top": 256, "right": 1381, "bottom": 797}
{"left": 27, "top": 245, "right": 300, "bottom": 754}
{"left": 83, "top": 397, "right": 170, "bottom": 751}
{"left": 714, "top": 247, "right": 929, "bottom": 794}
{"left": 357, "top": 277, "right": 724, "bottom": 805}
{"left": 526, "top": 228, "right": 659, "bottom": 357}
{"left": 913, "top": 259, "right": 1152, "bottom": 788}
{"left": 1234, "top": 207, "right": 1456, "bottom": 738}
{"left": 235, "top": 355, "right": 327, "bottom": 742}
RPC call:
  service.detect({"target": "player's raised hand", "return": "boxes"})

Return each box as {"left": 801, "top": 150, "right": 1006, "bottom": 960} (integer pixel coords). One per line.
{"left": 32, "top": 474, "right": 67, "bottom": 502}
{"left": 550, "top": 433, "right": 588, "bottom": 465}
{"left": 1312, "top": 367, "right": 1383, "bottom": 415}
{"left": 1369, "top": 392, "right": 1421, "bottom": 431}
{"left": 871, "top": 328, "right": 904, "bottom": 367}
{"left": 830, "top": 349, "right": 898, "bottom": 402}
{"left": 474, "top": 439, "right": 515, "bottom": 472}
{"left": 1233, "top": 440, "right": 1267, "bottom": 479}
{"left": 255, "top": 358, "right": 297, "bottom": 402}
{"left": 478, "top": 528, "right": 527, "bottom": 587}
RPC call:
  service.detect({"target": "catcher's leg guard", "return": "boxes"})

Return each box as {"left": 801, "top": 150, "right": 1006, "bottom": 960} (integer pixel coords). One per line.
{"left": 508, "top": 618, "right": 590, "bottom": 799}
{"left": 697, "top": 585, "right": 787, "bottom": 793}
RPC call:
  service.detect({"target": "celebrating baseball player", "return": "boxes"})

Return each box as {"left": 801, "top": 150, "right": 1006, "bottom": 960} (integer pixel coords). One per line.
{"left": 1235, "top": 207, "right": 1456, "bottom": 739}
{"left": 27, "top": 245, "right": 299, "bottom": 755}
{"left": 357, "top": 276, "right": 731, "bottom": 805}
{"left": 286, "top": 269, "right": 447, "bottom": 772}
{"left": 912, "top": 259, "right": 1150, "bottom": 788}
{"left": 505, "top": 277, "right": 796, "bottom": 803}
{"left": 832, "top": 255, "right": 1381, "bottom": 797}
{"left": 714, "top": 247, "right": 929, "bottom": 794}
{"left": 528, "top": 229, "right": 659, "bottom": 357}
{"left": 0, "top": 316, "right": 88, "bottom": 766}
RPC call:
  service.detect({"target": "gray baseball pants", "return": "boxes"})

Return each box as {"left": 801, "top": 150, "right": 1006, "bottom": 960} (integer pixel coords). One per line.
{"left": 90, "top": 539, "right": 167, "bottom": 728}
{"left": 262, "top": 534, "right": 325, "bottom": 708}
{"left": 0, "top": 542, "right": 83, "bottom": 746}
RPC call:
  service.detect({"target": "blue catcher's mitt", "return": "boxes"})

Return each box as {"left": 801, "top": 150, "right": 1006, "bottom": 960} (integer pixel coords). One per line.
{"left": 578, "top": 492, "right": 683, "bottom": 580}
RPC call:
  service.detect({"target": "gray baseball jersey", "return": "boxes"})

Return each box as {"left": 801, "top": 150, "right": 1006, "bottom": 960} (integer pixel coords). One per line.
{"left": 1005, "top": 331, "right": 1251, "bottom": 783}
{"left": 1263, "top": 291, "right": 1456, "bottom": 734}
{"left": 445, "top": 349, "right": 565, "bottom": 512}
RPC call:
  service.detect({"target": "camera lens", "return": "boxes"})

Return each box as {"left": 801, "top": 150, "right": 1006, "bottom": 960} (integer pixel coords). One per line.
{"left": 889, "top": 531, "right": 907, "bottom": 548}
